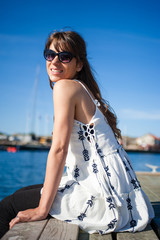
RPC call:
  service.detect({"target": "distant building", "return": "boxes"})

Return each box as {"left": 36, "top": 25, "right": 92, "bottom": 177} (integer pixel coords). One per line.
{"left": 0, "top": 134, "right": 8, "bottom": 140}
{"left": 121, "top": 136, "right": 137, "bottom": 150}
{"left": 136, "top": 134, "right": 160, "bottom": 150}
{"left": 39, "top": 136, "right": 52, "bottom": 145}
{"left": 8, "top": 134, "right": 32, "bottom": 143}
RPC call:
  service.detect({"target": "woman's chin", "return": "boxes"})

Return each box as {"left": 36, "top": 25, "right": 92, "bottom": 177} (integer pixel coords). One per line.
{"left": 49, "top": 75, "right": 61, "bottom": 82}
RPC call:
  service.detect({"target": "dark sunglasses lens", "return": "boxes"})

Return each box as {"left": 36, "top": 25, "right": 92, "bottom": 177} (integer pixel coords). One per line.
{"left": 59, "top": 52, "right": 72, "bottom": 63}
{"left": 44, "top": 50, "right": 55, "bottom": 61}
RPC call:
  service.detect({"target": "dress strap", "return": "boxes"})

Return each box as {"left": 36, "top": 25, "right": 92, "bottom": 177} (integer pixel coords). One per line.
{"left": 74, "top": 79, "right": 101, "bottom": 107}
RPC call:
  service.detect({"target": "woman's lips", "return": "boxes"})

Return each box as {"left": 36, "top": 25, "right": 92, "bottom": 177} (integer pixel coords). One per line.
{"left": 51, "top": 68, "right": 63, "bottom": 74}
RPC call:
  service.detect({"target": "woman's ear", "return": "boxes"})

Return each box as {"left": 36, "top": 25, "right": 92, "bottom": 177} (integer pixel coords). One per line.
{"left": 76, "top": 61, "right": 83, "bottom": 72}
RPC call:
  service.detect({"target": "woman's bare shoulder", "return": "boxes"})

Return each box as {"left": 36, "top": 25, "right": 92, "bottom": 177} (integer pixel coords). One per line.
{"left": 53, "top": 79, "right": 82, "bottom": 96}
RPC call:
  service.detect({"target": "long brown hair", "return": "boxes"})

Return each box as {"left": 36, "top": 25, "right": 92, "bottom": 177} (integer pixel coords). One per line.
{"left": 44, "top": 30, "right": 121, "bottom": 139}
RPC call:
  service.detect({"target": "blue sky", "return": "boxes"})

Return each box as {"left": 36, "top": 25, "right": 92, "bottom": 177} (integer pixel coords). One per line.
{"left": 0, "top": 0, "right": 160, "bottom": 137}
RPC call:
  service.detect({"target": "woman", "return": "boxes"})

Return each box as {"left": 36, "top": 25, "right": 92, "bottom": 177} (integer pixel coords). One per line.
{"left": 0, "top": 30, "right": 154, "bottom": 237}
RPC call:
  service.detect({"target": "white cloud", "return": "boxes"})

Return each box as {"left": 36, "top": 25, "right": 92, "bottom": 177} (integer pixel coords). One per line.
{"left": 118, "top": 109, "right": 160, "bottom": 120}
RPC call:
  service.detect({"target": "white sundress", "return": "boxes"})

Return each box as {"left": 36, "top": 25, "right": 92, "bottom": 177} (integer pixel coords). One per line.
{"left": 48, "top": 80, "right": 154, "bottom": 234}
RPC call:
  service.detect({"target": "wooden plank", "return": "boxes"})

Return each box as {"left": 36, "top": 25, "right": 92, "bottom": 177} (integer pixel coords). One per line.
{"left": 78, "top": 228, "right": 113, "bottom": 240}
{"left": 141, "top": 175, "right": 160, "bottom": 198}
{"left": 89, "top": 233, "right": 113, "bottom": 240}
{"left": 116, "top": 224, "right": 159, "bottom": 240}
{"left": 1, "top": 219, "right": 48, "bottom": 240}
{"left": 39, "top": 218, "right": 79, "bottom": 240}
{"left": 136, "top": 173, "right": 160, "bottom": 202}
{"left": 140, "top": 185, "right": 159, "bottom": 202}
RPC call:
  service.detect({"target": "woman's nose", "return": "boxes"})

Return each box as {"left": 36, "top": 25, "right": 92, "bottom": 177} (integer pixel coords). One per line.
{"left": 51, "top": 55, "right": 60, "bottom": 64}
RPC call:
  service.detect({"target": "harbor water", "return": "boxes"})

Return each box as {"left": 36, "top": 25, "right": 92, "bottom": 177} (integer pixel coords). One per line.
{"left": 0, "top": 150, "right": 160, "bottom": 201}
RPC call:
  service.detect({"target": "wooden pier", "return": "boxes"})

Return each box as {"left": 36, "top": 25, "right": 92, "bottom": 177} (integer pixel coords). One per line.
{"left": 2, "top": 172, "right": 160, "bottom": 240}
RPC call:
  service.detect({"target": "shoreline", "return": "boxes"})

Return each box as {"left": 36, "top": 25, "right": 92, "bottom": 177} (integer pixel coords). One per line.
{"left": 125, "top": 149, "right": 160, "bottom": 154}
{"left": 135, "top": 171, "right": 160, "bottom": 175}
{"left": 0, "top": 143, "right": 160, "bottom": 154}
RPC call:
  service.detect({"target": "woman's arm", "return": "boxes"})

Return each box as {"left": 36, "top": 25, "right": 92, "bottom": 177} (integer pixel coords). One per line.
{"left": 9, "top": 80, "right": 77, "bottom": 228}
{"left": 38, "top": 80, "right": 76, "bottom": 215}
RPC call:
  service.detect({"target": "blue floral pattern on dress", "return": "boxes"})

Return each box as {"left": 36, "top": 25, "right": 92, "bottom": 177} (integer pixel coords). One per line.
{"left": 95, "top": 143, "right": 104, "bottom": 160}
{"left": 78, "top": 125, "right": 90, "bottom": 161}
{"left": 104, "top": 197, "right": 117, "bottom": 231}
{"left": 106, "top": 197, "right": 116, "bottom": 210}
{"left": 77, "top": 196, "right": 95, "bottom": 221}
{"left": 58, "top": 181, "right": 79, "bottom": 193}
{"left": 95, "top": 142, "right": 115, "bottom": 194}
{"left": 123, "top": 157, "right": 141, "bottom": 189}
{"left": 126, "top": 195, "right": 137, "bottom": 230}
{"left": 74, "top": 165, "right": 80, "bottom": 180}
{"left": 107, "top": 219, "right": 118, "bottom": 229}
{"left": 92, "top": 162, "right": 98, "bottom": 173}
{"left": 94, "top": 142, "right": 118, "bottom": 232}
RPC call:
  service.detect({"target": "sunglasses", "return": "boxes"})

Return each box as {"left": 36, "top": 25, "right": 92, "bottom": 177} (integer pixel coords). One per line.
{"left": 44, "top": 49, "right": 75, "bottom": 63}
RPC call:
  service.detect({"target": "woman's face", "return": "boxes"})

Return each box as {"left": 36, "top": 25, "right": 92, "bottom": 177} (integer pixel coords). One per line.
{"left": 46, "top": 43, "right": 82, "bottom": 83}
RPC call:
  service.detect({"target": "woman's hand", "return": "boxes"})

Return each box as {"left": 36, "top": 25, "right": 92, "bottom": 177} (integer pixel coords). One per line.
{"left": 9, "top": 207, "right": 47, "bottom": 229}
